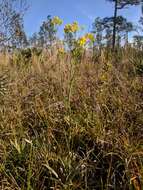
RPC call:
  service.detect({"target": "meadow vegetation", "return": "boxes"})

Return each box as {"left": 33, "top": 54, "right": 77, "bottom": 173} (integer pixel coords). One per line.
{"left": 0, "top": 45, "right": 143, "bottom": 190}
{"left": 0, "top": 0, "right": 143, "bottom": 189}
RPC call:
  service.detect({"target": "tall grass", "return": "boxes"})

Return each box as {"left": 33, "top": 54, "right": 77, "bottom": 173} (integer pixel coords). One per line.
{"left": 0, "top": 47, "right": 143, "bottom": 190}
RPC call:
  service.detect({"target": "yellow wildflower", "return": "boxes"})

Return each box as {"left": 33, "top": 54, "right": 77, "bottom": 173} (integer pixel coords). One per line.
{"left": 64, "top": 24, "right": 72, "bottom": 33}
{"left": 64, "top": 21, "right": 80, "bottom": 33}
{"left": 85, "top": 33, "right": 95, "bottom": 42}
{"left": 52, "top": 16, "right": 63, "bottom": 25}
{"left": 71, "top": 21, "right": 80, "bottom": 32}
{"left": 78, "top": 36, "right": 87, "bottom": 46}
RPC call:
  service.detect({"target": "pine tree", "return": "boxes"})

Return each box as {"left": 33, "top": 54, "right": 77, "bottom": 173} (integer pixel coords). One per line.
{"left": 107, "top": 0, "right": 140, "bottom": 49}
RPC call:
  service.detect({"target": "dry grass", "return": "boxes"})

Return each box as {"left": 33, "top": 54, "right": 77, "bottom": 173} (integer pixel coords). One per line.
{"left": 0, "top": 47, "right": 143, "bottom": 190}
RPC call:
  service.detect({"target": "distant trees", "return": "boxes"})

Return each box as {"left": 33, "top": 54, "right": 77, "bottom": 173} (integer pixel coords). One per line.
{"left": 9, "top": 12, "right": 28, "bottom": 48}
{"left": 29, "top": 33, "right": 39, "bottom": 47}
{"left": 0, "top": 0, "right": 28, "bottom": 50}
{"left": 133, "top": 35, "right": 143, "bottom": 49}
{"left": 92, "top": 16, "right": 134, "bottom": 48}
{"left": 1, "top": 0, "right": 140, "bottom": 52}
{"left": 29, "top": 16, "right": 63, "bottom": 48}
{"left": 27, "top": 1, "right": 142, "bottom": 52}
{"left": 38, "top": 15, "right": 63, "bottom": 48}
{"left": 107, "top": 0, "right": 140, "bottom": 49}
{"left": 92, "top": 17, "right": 103, "bottom": 50}
{"left": 38, "top": 15, "right": 57, "bottom": 48}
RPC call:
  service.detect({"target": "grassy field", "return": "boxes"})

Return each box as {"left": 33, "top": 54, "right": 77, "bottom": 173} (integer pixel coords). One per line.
{"left": 0, "top": 47, "right": 143, "bottom": 190}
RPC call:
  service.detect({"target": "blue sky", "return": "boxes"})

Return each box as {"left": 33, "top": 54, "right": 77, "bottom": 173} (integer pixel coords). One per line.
{"left": 24, "top": 0, "right": 141, "bottom": 37}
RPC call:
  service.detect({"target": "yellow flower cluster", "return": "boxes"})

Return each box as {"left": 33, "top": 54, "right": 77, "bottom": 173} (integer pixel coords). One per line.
{"left": 52, "top": 16, "right": 63, "bottom": 25}
{"left": 78, "top": 33, "right": 95, "bottom": 47}
{"left": 78, "top": 36, "right": 87, "bottom": 46}
{"left": 72, "top": 22, "right": 80, "bottom": 32}
{"left": 85, "top": 33, "right": 95, "bottom": 42}
{"left": 64, "top": 21, "right": 80, "bottom": 33}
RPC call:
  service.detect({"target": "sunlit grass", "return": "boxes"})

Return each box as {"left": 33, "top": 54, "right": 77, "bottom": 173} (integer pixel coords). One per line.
{"left": 0, "top": 46, "right": 143, "bottom": 190}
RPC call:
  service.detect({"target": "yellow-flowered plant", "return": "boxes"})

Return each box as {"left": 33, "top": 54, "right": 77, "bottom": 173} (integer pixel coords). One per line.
{"left": 52, "top": 16, "right": 63, "bottom": 25}
{"left": 77, "top": 33, "right": 95, "bottom": 47}
{"left": 64, "top": 24, "right": 72, "bottom": 33}
{"left": 71, "top": 21, "right": 80, "bottom": 32}
{"left": 64, "top": 21, "right": 80, "bottom": 33}
{"left": 85, "top": 33, "right": 95, "bottom": 42}
{"left": 78, "top": 36, "right": 87, "bottom": 47}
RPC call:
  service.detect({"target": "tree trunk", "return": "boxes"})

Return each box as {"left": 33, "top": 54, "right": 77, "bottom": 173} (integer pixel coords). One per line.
{"left": 142, "top": 0, "right": 143, "bottom": 15}
{"left": 112, "top": 0, "right": 118, "bottom": 50}
{"left": 125, "top": 31, "right": 128, "bottom": 45}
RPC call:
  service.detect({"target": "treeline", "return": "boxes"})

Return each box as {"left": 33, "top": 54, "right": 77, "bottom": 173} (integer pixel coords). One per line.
{"left": 0, "top": 0, "right": 143, "bottom": 51}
